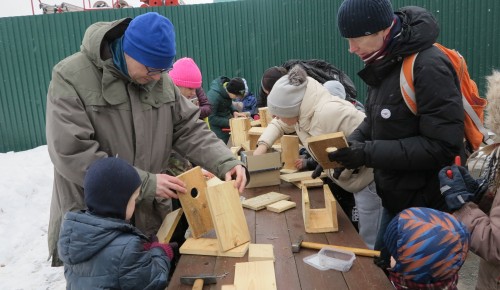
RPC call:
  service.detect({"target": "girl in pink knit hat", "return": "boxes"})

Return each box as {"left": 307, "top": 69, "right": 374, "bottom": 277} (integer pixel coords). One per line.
{"left": 168, "top": 57, "right": 212, "bottom": 119}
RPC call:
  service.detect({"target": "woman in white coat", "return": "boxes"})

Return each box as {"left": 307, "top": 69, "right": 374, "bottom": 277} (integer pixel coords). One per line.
{"left": 253, "top": 65, "right": 382, "bottom": 249}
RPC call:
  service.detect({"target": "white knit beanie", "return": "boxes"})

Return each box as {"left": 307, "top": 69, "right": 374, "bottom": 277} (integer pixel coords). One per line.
{"left": 267, "top": 65, "right": 308, "bottom": 118}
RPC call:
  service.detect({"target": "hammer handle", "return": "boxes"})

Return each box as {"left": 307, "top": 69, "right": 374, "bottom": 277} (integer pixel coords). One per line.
{"left": 301, "top": 241, "right": 380, "bottom": 258}
{"left": 192, "top": 278, "right": 203, "bottom": 290}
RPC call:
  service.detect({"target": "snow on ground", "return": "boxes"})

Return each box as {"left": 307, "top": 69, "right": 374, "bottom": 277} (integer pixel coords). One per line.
{"left": 0, "top": 145, "right": 65, "bottom": 289}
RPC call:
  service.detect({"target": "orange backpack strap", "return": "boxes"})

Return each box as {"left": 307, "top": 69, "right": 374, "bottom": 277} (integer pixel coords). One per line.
{"left": 400, "top": 52, "right": 419, "bottom": 115}
{"left": 399, "top": 45, "right": 492, "bottom": 147}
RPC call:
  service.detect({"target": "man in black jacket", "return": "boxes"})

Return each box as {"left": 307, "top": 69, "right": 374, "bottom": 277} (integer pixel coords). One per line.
{"left": 329, "top": 0, "right": 465, "bottom": 268}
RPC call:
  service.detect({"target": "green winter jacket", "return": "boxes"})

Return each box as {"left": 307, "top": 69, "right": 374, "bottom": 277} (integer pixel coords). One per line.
{"left": 45, "top": 17, "right": 242, "bottom": 263}
{"left": 207, "top": 76, "right": 236, "bottom": 143}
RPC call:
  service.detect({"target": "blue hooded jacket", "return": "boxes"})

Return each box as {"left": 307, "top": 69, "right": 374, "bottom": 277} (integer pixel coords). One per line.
{"left": 58, "top": 211, "right": 171, "bottom": 289}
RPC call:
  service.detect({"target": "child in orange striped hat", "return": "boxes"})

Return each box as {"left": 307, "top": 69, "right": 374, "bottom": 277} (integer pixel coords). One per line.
{"left": 384, "top": 207, "right": 470, "bottom": 290}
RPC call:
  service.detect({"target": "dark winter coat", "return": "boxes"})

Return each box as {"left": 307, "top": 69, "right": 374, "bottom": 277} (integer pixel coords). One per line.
{"left": 58, "top": 211, "right": 170, "bottom": 290}
{"left": 350, "top": 6, "right": 465, "bottom": 214}
{"left": 207, "top": 76, "right": 236, "bottom": 143}
{"left": 236, "top": 91, "right": 257, "bottom": 116}
{"left": 257, "top": 59, "right": 358, "bottom": 108}
{"left": 196, "top": 87, "right": 212, "bottom": 119}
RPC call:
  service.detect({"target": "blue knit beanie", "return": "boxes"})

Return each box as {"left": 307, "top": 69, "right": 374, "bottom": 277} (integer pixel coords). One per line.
{"left": 337, "top": 0, "right": 394, "bottom": 38}
{"left": 84, "top": 157, "right": 141, "bottom": 220}
{"left": 123, "top": 12, "right": 176, "bottom": 70}
{"left": 384, "top": 207, "right": 470, "bottom": 283}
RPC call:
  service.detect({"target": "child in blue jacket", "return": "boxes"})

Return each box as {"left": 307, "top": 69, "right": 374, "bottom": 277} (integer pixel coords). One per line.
{"left": 58, "top": 157, "right": 175, "bottom": 289}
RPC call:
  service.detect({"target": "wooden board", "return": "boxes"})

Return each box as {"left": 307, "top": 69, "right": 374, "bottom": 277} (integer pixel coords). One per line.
{"left": 230, "top": 117, "right": 251, "bottom": 147}
{"left": 266, "top": 200, "right": 296, "bottom": 213}
{"left": 280, "top": 171, "right": 326, "bottom": 183}
{"left": 221, "top": 286, "right": 236, "bottom": 290}
{"left": 301, "top": 179, "right": 324, "bottom": 188}
{"left": 281, "top": 135, "right": 299, "bottom": 170}
{"left": 302, "top": 185, "right": 338, "bottom": 233}
{"left": 292, "top": 179, "right": 324, "bottom": 189}
{"left": 248, "top": 244, "right": 275, "bottom": 262}
{"left": 280, "top": 168, "right": 297, "bottom": 174}
{"left": 177, "top": 166, "right": 214, "bottom": 238}
{"left": 179, "top": 238, "right": 249, "bottom": 257}
{"left": 234, "top": 260, "right": 277, "bottom": 290}
{"left": 156, "top": 208, "right": 183, "bottom": 243}
{"left": 258, "top": 107, "right": 272, "bottom": 128}
{"left": 241, "top": 191, "right": 290, "bottom": 211}
{"left": 206, "top": 181, "right": 251, "bottom": 252}
{"left": 250, "top": 119, "right": 261, "bottom": 127}
{"left": 306, "top": 132, "right": 348, "bottom": 169}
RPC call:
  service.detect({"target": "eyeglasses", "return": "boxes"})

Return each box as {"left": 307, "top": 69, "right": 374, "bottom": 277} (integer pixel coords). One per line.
{"left": 145, "top": 65, "right": 167, "bottom": 76}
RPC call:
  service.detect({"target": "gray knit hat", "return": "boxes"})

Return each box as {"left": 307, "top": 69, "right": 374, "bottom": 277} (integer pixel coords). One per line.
{"left": 267, "top": 65, "right": 308, "bottom": 118}
{"left": 337, "top": 0, "right": 394, "bottom": 38}
{"left": 323, "top": 80, "right": 346, "bottom": 100}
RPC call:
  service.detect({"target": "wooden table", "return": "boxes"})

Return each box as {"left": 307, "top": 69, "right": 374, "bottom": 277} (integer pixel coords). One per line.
{"left": 168, "top": 182, "right": 392, "bottom": 289}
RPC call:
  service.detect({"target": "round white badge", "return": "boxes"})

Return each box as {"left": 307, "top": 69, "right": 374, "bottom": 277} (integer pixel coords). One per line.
{"left": 381, "top": 108, "right": 391, "bottom": 119}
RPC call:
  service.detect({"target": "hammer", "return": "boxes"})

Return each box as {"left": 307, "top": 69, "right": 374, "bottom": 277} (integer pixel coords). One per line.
{"left": 291, "top": 237, "right": 380, "bottom": 258}
{"left": 180, "top": 274, "right": 217, "bottom": 290}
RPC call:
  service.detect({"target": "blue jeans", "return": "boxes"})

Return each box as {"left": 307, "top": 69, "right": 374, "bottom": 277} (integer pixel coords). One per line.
{"left": 374, "top": 208, "right": 396, "bottom": 267}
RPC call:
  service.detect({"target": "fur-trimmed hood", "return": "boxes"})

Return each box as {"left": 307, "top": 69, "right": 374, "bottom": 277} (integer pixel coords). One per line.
{"left": 486, "top": 70, "right": 500, "bottom": 136}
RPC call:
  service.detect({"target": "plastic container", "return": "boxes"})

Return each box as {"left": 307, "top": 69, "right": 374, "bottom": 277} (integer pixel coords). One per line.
{"left": 318, "top": 247, "right": 356, "bottom": 272}
{"left": 303, "top": 253, "right": 329, "bottom": 271}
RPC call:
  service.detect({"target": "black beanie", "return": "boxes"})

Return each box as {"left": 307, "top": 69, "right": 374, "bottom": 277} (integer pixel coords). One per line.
{"left": 337, "top": 0, "right": 394, "bottom": 38}
{"left": 84, "top": 157, "right": 141, "bottom": 220}
{"left": 225, "top": 77, "right": 246, "bottom": 96}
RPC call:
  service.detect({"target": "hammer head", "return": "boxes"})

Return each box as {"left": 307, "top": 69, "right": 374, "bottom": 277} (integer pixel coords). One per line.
{"left": 291, "top": 236, "right": 304, "bottom": 253}
{"left": 180, "top": 275, "right": 217, "bottom": 285}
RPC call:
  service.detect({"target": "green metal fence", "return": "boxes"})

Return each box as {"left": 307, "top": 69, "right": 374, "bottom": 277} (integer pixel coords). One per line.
{"left": 0, "top": 0, "right": 499, "bottom": 152}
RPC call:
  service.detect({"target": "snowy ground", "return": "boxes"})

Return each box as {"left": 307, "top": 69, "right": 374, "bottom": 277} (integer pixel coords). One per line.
{"left": 0, "top": 146, "right": 65, "bottom": 289}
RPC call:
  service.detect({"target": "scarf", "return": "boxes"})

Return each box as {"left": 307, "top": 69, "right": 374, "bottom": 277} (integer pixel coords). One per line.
{"left": 362, "top": 16, "right": 402, "bottom": 64}
{"left": 110, "top": 35, "right": 129, "bottom": 77}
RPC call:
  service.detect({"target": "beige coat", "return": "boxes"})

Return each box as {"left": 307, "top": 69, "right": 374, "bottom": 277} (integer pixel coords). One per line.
{"left": 45, "top": 18, "right": 242, "bottom": 261}
{"left": 455, "top": 187, "right": 500, "bottom": 289}
{"left": 258, "top": 77, "right": 373, "bottom": 193}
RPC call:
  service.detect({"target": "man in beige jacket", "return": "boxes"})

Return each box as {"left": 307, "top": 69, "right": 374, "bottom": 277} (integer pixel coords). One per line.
{"left": 45, "top": 12, "right": 246, "bottom": 266}
{"left": 253, "top": 65, "right": 382, "bottom": 249}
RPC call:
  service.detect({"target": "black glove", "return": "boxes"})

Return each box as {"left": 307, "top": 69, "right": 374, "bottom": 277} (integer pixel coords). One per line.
{"left": 438, "top": 165, "right": 476, "bottom": 211}
{"left": 311, "top": 164, "right": 323, "bottom": 179}
{"left": 332, "top": 167, "right": 345, "bottom": 179}
{"left": 328, "top": 142, "right": 366, "bottom": 170}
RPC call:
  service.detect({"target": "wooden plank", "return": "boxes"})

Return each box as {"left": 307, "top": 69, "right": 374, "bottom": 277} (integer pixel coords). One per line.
{"left": 249, "top": 244, "right": 275, "bottom": 262}
{"left": 280, "top": 168, "right": 297, "bottom": 174}
{"left": 281, "top": 135, "right": 299, "bottom": 170}
{"left": 302, "top": 185, "right": 338, "bottom": 233}
{"left": 177, "top": 166, "right": 214, "bottom": 238}
{"left": 241, "top": 191, "right": 290, "bottom": 211}
{"left": 306, "top": 132, "right": 347, "bottom": 169}
{"left": 301, "top": 179, "right": 324, "bottom": 188}
{"left": 234, "top": 260, "right": 277, "bottom": 290}
{"left": 155, "top": 208, "right": 183, "bottom": 243}
{"left": 179, "top": 238, "right": 249, "bottom": 257}
{"left": 221, "top": 285, "right": 237, "bottom": 290}
{"left": 258, "top": 107, "right": 272, "bottom": 128}
{"left": 230, "top": 117, "right": 251, "bottom": 147}
{"left": 206, "top": 181, "right": 251, "bottom": 252}
{"left": 250, "top": 119, "right": 261, "bottom": 127}
{"left": 266, "top": 200, "right": 296, "bottom": 213}
{"left": 280, "top": 171, "right": 326, "bottom": 183}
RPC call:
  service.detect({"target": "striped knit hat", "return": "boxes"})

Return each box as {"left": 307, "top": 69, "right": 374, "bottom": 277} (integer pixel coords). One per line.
{"left": 384, "top": 207, "right": 470, "bottom": 283}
